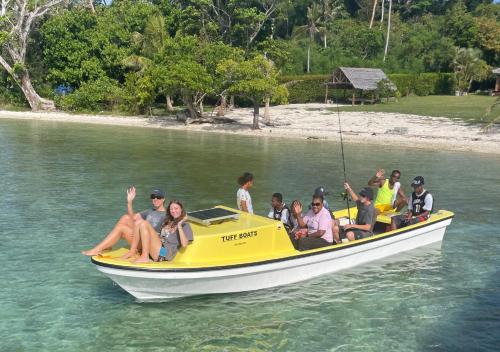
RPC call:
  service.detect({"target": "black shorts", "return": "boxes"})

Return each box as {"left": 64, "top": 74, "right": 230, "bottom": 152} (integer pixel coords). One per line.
{"left": 340, "top": 228, "right": 372, "bottom": 240}
{"left": 392, "top": 214, "right": 427, "bottom": 229}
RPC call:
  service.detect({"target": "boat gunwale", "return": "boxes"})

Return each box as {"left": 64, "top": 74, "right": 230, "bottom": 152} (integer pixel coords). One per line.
{"left": 91, "top": 213, "right": 454, "bottom": 273}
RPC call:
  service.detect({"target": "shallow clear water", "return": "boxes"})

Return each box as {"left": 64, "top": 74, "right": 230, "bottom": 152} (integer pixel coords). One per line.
{"left": 1, "top": 119, "right": 499, "bottom": 351}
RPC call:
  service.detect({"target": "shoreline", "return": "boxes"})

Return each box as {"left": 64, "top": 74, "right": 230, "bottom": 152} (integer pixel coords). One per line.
{"left": 1, "top": 104, "right": 499, "bottom": 155}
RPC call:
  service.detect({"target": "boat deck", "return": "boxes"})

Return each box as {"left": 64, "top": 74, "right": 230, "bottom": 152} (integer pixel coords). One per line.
{"left": 91, "top": 206, "right": 454, "bottom": 271}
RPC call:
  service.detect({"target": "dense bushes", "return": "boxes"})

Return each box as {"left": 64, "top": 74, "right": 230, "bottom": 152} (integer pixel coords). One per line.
{"left": 55, "top": 77, "right": 123, "bottom": 112}
{"left": 280, "top": 73, "right": 456, "bottom": 104}
{"left": 388, "top": 73, "right": 456, "bottom": 96}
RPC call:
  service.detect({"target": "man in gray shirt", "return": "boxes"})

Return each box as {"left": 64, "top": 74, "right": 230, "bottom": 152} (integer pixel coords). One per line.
{"left": 334, "top": 183, "right": 376, "bottom": 243}
{"left": 82, "top": 188, "right": 167, "bottom": 256}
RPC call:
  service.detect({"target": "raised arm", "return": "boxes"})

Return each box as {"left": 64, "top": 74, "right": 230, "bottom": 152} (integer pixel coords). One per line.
{"left": 344, "top": 182, "right": 359, "bottom": 202}
{"left": 368, "top": 169, "right": 385, "bottom": 187}
{"left": 126, "top": 186, "right": 136, "bottom": 218}
{"left": 293, "top": 201, "right": 306, "bottom": 228}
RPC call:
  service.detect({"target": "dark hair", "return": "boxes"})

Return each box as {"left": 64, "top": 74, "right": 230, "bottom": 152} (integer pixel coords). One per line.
{"left": 162, "top": 200, "right": 186, "bottom": 228}
{"left": 237, "top": 172, "right": 253, "bottom": 186}
{"left": 312, "top": 194, "right": 324, "bottom": 202}
{"left": 272, "top": 193, "right": 283, "bottom": 202}
{"left": 391, "top": 170, "right": 401, "bottom": 176}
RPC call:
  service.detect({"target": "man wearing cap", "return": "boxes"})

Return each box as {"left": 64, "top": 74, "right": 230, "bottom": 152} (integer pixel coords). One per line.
{"left": 390, "top": 176, "right": 433, "bottom": 231}
{"left": 82, "top": 187, "right": 167, "bottom": 256}
{"left": 334, "top": 182, "right": 377, "bottom": 243}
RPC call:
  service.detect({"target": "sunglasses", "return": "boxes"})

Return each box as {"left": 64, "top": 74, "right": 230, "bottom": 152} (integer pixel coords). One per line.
{"left": 150, "top": 195, "right": 164, "bottom": 200}
{"left": 311, "top": 202, "right": 322, "bottom": 207}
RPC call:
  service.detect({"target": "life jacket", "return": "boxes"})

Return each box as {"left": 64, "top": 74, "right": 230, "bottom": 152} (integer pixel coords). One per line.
{"left": 411, "top": 190, "right": 432, "bottom": 217}
{"left": 273, "top": 204, "right": 292, "bottom": 229}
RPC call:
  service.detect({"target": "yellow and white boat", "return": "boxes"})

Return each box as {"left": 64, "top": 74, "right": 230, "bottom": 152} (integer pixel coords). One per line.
{"left": 91, "top": 206, "right": 454, "bottom": 302}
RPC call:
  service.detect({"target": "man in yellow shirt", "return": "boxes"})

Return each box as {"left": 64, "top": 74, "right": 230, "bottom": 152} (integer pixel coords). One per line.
{"left": 368, "top": 169, "right": 407, "bottom": 213}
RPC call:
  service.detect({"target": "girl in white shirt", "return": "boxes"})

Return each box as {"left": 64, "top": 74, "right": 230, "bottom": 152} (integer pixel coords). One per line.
{"left": 237, "top": 172, "right": 254, "bottom": 214}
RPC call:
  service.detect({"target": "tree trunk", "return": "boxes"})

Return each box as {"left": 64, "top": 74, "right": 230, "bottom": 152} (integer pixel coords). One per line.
{"left": 229, "top": 95, "right": 235, "bottom": 110}
{"left": 20, "top": 71, "right": 56, "bottom": 111}
{"left": 307, "top": 44, "right": 311, "bottom": 73}
{"left": 252, "top": 101, "right": 260, "bottom": 129}
{"left": 383, "top": 0, "right": 392, "bottom": 62}
{"left": 263, "top": 97, "right": 271, "bottom": 125}
{"left": 369, "top": 0, "right": 378, "bottom": 28}
{"left": 323, "top": 34, "right": 327, "bottom": 49}
{"left": 380, "top": 0, "right": 385, "bottom": 24}
{"left": 166, "top": 95, "right": 174, "bottom": 112}
{"left": 182, "top": 94, "right": 201, "bottom": 119}
{"left": 217, "top": 95, "right": 227, "bottom": 117}
{"left": 88, "top": 0, "right": 95, "bottom": 13}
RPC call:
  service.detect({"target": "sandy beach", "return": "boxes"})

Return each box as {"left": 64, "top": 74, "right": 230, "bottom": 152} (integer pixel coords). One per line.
{"left": 1, "top": 104, "right": 499, "bottom": 154}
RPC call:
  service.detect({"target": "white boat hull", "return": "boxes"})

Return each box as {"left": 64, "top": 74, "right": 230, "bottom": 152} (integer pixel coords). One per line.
{"left": 95, "top": 217, "right": 452, "bottom": 302}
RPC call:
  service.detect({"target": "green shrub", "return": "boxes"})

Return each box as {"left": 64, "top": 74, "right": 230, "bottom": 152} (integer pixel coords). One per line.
{"left": 388, "top": 73, "right": 455, "bottom": 96}
{"left": 280, "top": 75, "right": 330, "bottom": 103}
{"left": 56, "top": 77, "right": 123, "bottom": 112}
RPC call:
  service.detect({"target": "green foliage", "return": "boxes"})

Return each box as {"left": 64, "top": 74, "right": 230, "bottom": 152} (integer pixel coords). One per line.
{"left": 388, "top": 73, "right": 456, "bottom": 96}
{"left": 453, "top": 47, "right": 490, "bottom": 94}
{"left": 279, "top": 75, "right": 329, "bottom": 103}
{"left": 56, "top": 77, "right": 123, "bottom": 112}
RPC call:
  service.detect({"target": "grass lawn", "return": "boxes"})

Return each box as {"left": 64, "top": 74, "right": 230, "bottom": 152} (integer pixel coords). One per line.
{"left": 331, "top": 95, "right": 499, "bottom": 124}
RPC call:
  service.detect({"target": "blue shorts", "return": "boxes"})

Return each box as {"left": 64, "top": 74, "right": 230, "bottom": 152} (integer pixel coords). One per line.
{"left": 157, "top": 247, "right": 168, "bottom": 262}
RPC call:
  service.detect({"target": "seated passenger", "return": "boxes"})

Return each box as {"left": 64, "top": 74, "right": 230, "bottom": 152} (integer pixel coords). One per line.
{"left": 334, "top": 183, "right": 376, "bottom": 243}
{"left": 132, "top": 200, "right": 194, "bottom": 263}
{"left": 267, "top": 193, "right": 293, "bottom": 231}
{"left": 292, "top": 194, "right": 333, "bottom": 250}
{"left": 82, "top": 187, "right": 166, "bottom": 256}
{"left": 368, "top": 169, "right": 407, "bottom": 213}
{"left": 391, "top": 176, "right": 433, "bottom": 231}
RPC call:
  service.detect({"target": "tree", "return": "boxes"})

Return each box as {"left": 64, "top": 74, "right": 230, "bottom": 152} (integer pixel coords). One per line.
{"left": 383, "top": 0, "right": 392, "bottom": 62}
{"left": 217, "top": 55, "right": 287, "bottom": 129}
{"left": 293, "top": 4, "right": 325, "bottom": 73}
{"left": 0, "top": 0, "right": 66, "bottom": 111}
{"left": 453, "top": 47, "right": 489, "bottom": 95}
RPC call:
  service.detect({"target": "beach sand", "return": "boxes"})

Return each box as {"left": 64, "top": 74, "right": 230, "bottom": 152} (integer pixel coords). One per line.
{"left": 1, "top": 104, "right": 499, "bottom": 154}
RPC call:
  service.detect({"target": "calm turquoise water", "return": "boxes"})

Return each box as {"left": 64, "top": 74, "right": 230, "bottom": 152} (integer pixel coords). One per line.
{"left": 1, "top": 119, "right": 499, "bottom": 351}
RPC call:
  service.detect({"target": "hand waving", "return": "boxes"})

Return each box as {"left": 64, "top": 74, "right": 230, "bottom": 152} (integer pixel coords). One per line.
{"left": 127, "top": 186, "right": 136, "bottom": 203}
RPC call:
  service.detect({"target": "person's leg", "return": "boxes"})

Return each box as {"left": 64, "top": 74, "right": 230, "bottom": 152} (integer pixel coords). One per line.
{"left": 332, "top": 219, "right": 341, "bottom": 244}
{"left": 134, "top": 222, "right": 162, "bottom": 263}
{"left": 82, "top": 213, "right": 141, "bottom": 256}
{"left": 298, "top": 237, "right": 329, "bottom": 251}
{"left": 390, "top": 214, "right": 405, "bottom": 231}
{"left": 394, "top": 197, "right": 406, "bottom": 212}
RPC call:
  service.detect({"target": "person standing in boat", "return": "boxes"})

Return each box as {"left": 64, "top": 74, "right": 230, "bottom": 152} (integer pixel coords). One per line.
{"left": 335, "top": 183, "right": 377, "bottom": 243}
{"left": 82, "top": 187, "right": 167, "bottom": 256}
{"left": 237, "top": 172, "right": 254, "bottom": 214}
{"left": 267, "top": 193, "right": 293, "bottom": 231}
{"left": 390, "top": 176, "right": 433, "bottom": 231}
{"left": 368, "top": 169, "right": 407, "bottom": 213}
{"left": 132, "top": 200, "right": 194, "bottom": 263}
{"left": 292, "top": 194, "right": 333, "bottom": 250}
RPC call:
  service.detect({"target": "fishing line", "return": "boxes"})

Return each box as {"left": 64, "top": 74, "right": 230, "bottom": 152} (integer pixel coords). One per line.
{"left": 335, "top": 94, "right": 351, "bottom": 221}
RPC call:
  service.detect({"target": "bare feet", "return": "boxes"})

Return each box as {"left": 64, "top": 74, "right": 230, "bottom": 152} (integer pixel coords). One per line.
{"left": 120, "top": 250, "right": 136, "bottom": 259}
{"left": 82, "top": 249, "right": 101, "bottom": 256}
{"left": 133, "top": 256, "right": 151, "bottom": 263}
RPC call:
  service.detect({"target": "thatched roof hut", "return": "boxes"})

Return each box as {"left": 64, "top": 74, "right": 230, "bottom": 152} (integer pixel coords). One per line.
{"left": 493, "top": 68, "right": 500, "bottom": 96}
{"left": 325, "top": 67, "right": 395, "bottom": 105}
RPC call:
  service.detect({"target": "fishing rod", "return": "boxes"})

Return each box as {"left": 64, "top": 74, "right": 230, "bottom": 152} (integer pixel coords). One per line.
{"left": 335, "top": 95, "right": 352, "bottom": 222}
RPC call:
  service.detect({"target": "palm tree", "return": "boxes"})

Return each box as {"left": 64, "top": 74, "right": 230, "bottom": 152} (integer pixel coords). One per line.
{"left": 122, "top": 14, "right": 175, "bottom": 111}
{"left": 293, "top": 4, "right": 324, "bottom": 73}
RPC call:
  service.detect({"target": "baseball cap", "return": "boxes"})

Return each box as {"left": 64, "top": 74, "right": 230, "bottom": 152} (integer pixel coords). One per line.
{"left": 313, "top": 186, "right": 330, "bottom": 197}
{"left": 359, "top": 187, "right": 374, "bottom": 200}
{"left": 411, "top": 176, "right": 425, "bottom": 188}
{"left": 150, "top": 189, "right": 165, "bottom": 198}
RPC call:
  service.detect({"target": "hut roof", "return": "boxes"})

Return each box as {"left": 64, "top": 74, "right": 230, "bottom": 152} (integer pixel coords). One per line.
{"left": 493, "top": 68, "right": 500, "bottom": 75}
{"left": 328, "top": 67, "right": 395, "bottom": 91}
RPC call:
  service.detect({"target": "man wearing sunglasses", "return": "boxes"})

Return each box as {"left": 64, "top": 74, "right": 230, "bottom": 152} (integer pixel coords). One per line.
{"left": 82, "top": 188, "right": 167, "bottom": 256}
{"left": 292, "top": 194, "right": 333, "bottom": 251}
{"left": 368, "top": 168, "right": 407, "bottom": 213}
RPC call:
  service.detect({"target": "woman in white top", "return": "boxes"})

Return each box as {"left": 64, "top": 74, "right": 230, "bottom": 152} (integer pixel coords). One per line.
{"left": 236, "top": 172, "right": 254, "bottom": 214}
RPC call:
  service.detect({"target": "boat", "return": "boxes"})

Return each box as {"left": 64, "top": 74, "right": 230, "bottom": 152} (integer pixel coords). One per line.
{"left": 90, "top": 205, "right": 454, "bottom": 302}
